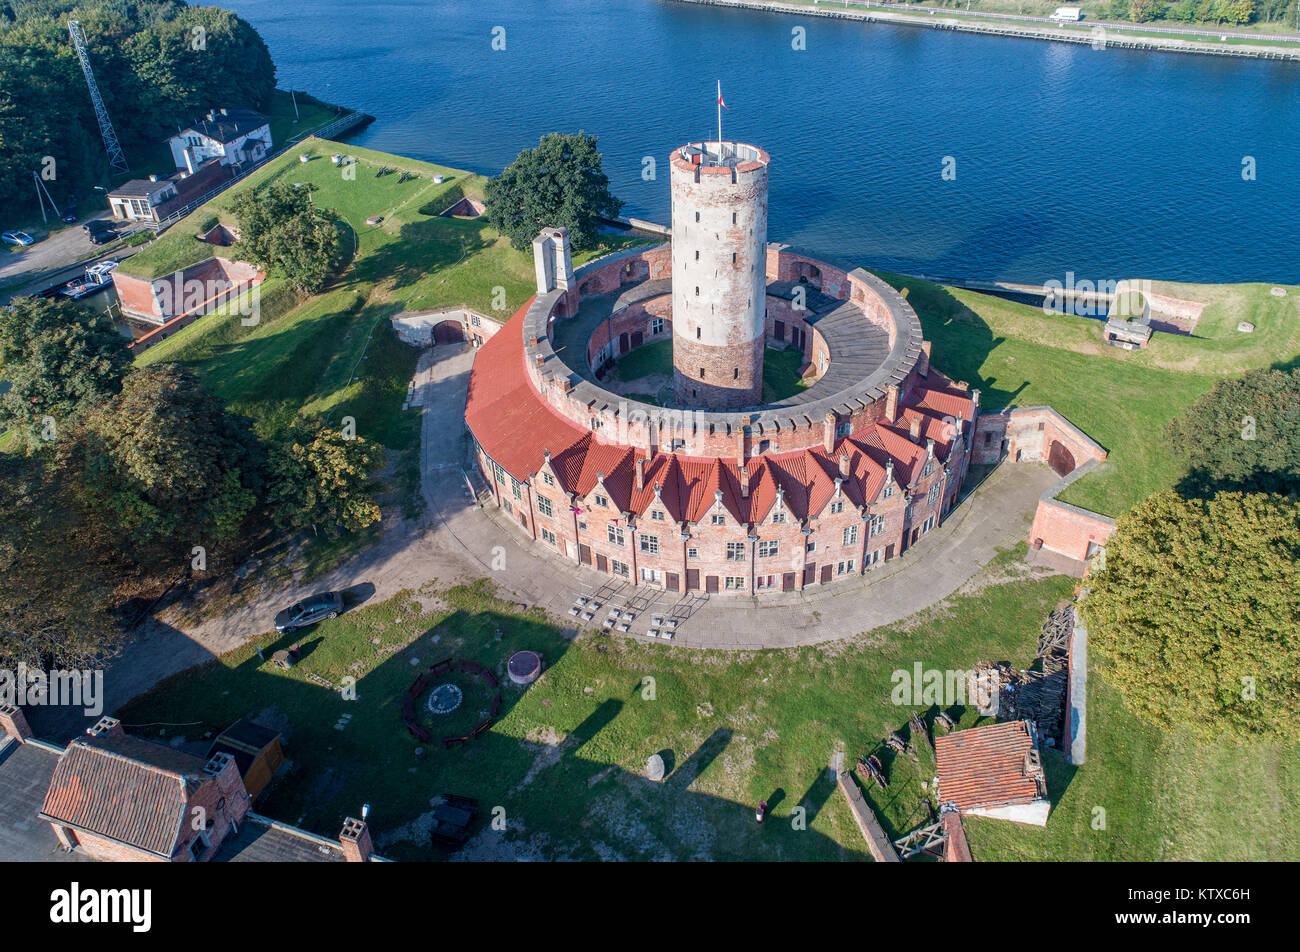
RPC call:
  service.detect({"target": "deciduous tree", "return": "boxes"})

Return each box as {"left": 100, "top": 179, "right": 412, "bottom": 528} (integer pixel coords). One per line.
{"left": 266, "top": 418, "right": 383, "bottom": 534}
{"left": 1085, "top": 490, "right": 1300, "bottom": 740}
{"left": 484, "top": 132, "right": 623, "bottom": 252}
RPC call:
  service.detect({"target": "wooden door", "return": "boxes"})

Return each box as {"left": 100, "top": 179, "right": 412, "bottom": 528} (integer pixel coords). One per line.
{"left": 596, "top": 554, "right": 608, "bottom": 573}
{"left": 803, "top": 562, "right": 816, "bottom": 586}
{"left": 705, "top": 575, "right": 719, "bottom": 594}
{"left": 686, "top": 568, "right": 700, "bottom": 591}
{"left": 666, "top": 572, "right": 680, "bottom": 592}
{"left": 579, "top": 543, "right": 592, "bottom": 566}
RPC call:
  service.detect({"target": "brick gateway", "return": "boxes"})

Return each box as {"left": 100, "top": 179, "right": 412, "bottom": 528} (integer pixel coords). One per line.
{"left": 465, "top": 140, "right": 982, "bottom": 597}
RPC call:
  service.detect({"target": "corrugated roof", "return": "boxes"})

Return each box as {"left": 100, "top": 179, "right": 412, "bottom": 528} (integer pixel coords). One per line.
{"left": 934, "top": 720, "right": 1046, "bottom": 813}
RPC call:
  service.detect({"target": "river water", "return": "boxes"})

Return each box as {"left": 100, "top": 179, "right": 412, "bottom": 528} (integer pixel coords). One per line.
{"left": 223, "top": 0, "right": 1300, "bottom": 284}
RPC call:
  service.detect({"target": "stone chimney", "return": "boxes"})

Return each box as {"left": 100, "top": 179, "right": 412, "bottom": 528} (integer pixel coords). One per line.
{"left": 926, "top": 437, "right": 935, "bottom": 460}
{"left": 0, "top": 704, "right": 32, "bottom": 743}
{"left": 839, "top": 452, "right": 851, "bottom": 477}
{"left": 909, "top": 415, "right": 923, "bottom": 444}
{"left": 823, "top": 412, "right": 837, "bottom": 454}
{"left": 340, "top": 817, "right": 373, "bottom": 862}
{"left": 885, "top": 383, "right": 900, "bottom": 423}
{"left": 736, "top": 428, "right": 747, "bottom": 466}
{"left": 885, "top": 458, "right": 894, "bottom": 486}
{"left": 739, "top": 465, "right": 750, "bottom": 499}
{"left": 918, "top": 341, "right": 932, "bottom": 377}
{"left": 635, "top": 456, "right": 646, "bottom": 492}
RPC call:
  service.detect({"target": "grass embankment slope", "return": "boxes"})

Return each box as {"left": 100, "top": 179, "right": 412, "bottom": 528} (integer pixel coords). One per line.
{"left": 119, "top": 546, "right": 1300, "bottom": 861}
{"left": 127, "top": 140, "right": 640, "bottom": 570}
{"left": 878, "top": 272, "right": 1300, "bottom": 516}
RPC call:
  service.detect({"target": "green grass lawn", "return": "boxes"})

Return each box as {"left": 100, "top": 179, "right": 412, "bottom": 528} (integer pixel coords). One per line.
{"left": 879, "top": 273, "right": 1300, "bottom": 516}
{"left": 116, "top": 548, "right": 1299, "bottom": 861}
{"left": 762, "top": 344, "right": 812, "bottom": 402}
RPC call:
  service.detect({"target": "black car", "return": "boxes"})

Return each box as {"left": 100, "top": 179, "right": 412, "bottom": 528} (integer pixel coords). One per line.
{"left": 83, "top": 218, "right": 115, "bottom": 235}
{"left": 273, "top": 591, "right": 344, "bottom": 632}
{"left": 87, "top": 228, "right": 118, "bottom": 245}
{"left": 429, "top": 795, "right": 479, "bottom": 848}
{"left": 61, "top": 207, "right": 78, "bottom": 224}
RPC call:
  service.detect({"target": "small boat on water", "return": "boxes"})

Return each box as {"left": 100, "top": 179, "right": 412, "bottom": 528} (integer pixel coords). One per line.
{"left": 60, "top": 260, "right": 119, "bottom": 300}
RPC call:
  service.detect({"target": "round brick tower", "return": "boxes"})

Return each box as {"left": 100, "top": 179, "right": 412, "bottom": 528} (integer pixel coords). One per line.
{"left": 670, "top": 141, "right": 770, "bottom": 410}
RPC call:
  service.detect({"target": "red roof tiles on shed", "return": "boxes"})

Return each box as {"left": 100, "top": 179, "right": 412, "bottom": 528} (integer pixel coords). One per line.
{"left": 934, "top": 720, "right": 1046, "bottom": 813}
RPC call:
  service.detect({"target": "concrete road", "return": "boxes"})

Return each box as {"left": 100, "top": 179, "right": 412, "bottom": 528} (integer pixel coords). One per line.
{"left": 0, "top": 210, "right": 123, "bottom": 295}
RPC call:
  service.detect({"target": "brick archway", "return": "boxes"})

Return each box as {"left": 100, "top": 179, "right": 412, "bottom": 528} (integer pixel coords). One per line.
{"left": 432, "top": 319, "right": 465, "bottom": 344}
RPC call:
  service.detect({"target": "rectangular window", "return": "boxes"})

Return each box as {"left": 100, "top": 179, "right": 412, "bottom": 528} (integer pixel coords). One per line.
{"left": 537, "top": 496, "right": 553, "bottom": 517}
{"left": 651, "top": 509, "right": 666, "bottom": 521}
{"left": 843, "top": 525, "right": 859, "bottom": 547}
{"left": 806, "top": 541, "right": 817, "bottom": 553}
{"left": 757, "top": 540, "right": 779, "bottom": 558}
{"left": 724, "top": 576, "right": 746, "bottom": 590}
{"left": 640, "top": 567, "right": 663, "bottom": 583}
{"left": 543, "top": 472, "right": 555, "bottom": 487}
{"left": 511, "top": 479, "right": 522, "bottom": 501}
{"left": 594, "top": 494, "right": 609, "bottom": 508}
{"left": 711, "top": 514, "right": 725, "bottom": 526}
{"left": 541, "top": 527, "right": 557, "bottom": 546}
{"left": 607, "top": 525, "right": 625, "bottom": 546}
{"left": 870, "top": 515, "right": 886, "bottom": 537}
{"left": 927, "top": 483, "right": 941, "bottom": 505}
{"left": 865, "top": 549, "right": 881, "bottom": 568}
{"left": 923, "top": 460, "right": 934, "bottom": 477}
{"left": 652, "top": 317, "right": 664, "bottom": 335}
{"left": 640, "top": 535, "right": 659, "bottom": 555}
{"left": 836, "top": 559, "right": 856, "bottom": 576}
{"left": 882, "top": 485, "right": 894, "bottom": 499}
{"left": 687, "top": 547, "right": 699, "bottom": 559}
{"left": 771, "top": 511, "right": 786, "bottom": 524}
{"left": 610, "top": 559, "right": 630, "bottom": 577}
{"left": 829, "top": 500, "right": 845, "bottom": 515}
{"left": 725, "top": 542, "right": 746, "bottom": 562}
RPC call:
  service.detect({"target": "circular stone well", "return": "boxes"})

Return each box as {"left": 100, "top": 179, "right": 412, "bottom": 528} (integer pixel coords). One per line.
{"left": 507, "top": 650, "right": 543, "bottom": 685}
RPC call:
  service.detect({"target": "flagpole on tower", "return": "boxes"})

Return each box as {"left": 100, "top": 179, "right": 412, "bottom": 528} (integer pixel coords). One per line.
{"left": 717, "top": 80, "right": 723, "bottom": 155}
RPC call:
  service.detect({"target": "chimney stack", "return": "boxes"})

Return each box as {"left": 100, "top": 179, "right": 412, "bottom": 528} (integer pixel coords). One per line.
{"left": 0, "top": 704, "right": 32, "bottom": 744}
{"left": 909, "top": 415, "right": 923, "bottom": 444}
{"left": 885, "top": 458, "right": 894, "bottom": 485}
{"left": 86, "top": 716, "right": 124, "bottom": 740}
{"left": 340, "top": 817, "right": 373, "bottom": 863}
{"left": 739, "top": 465, "right": 750, "bottom": 499}
{"left": 635, "top": 456, "right": 646, "bottom": 492}
{"left": 885, "top": 384, "right": 900, "bottom": 423}
{"left": 823, "top": 412, "right": 837, "bottom": 454}
{"left": 839, "top": 452, "right": 851, "bottom": 478}
{"left": 926, "top": 437, "right": 935, "bottom": 459}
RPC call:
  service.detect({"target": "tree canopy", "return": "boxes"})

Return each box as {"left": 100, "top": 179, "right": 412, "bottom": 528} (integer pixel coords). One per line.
{"left": 0, "top": 452, "right": 122, "bottom": 670}
{"left": 0, "top": 0, "right": 276, "bottom": 214}
{"left": 0, "top": 295, "right": 132, "bottom": 449}
{"left": 231, "top": 181, "right": 341, "bottom": 293}
{"left": 1085, "top": 490, "right": 1300, "bottom": 741}
{"left": 1167, "top": 367, "right": 1300, "bottom": 498}
{"left": 484, "top": 132, "right": 623, "bottom": 252}
{"left": 266, "top": 417, "right": 384, "bottom": 535}
{"left": 60, "top": 363, "right": 265, "bottom": 554}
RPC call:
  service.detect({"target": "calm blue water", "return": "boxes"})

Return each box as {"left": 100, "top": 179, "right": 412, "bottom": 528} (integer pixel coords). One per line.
{"left": 224, "top": 0, "right": 1300, "bottom": 284}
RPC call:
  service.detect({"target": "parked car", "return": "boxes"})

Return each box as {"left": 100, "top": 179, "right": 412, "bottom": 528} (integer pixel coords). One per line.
{"left": 83, "top": 218, "right": 115, "bottom": 235}
{"left": 273, "top": 591, "right": 344, "bottom": 632}
{"left": 61, "top": 206, "right": 78, "bottom": 225}
{"left": 428, "top": 795, "right": 480, "bottom": 848}
{"left": 87, "top": 228, "right": 118, "bottom": 245}
{"left": 2, "top": 231, "right": 36, "bottom": 247}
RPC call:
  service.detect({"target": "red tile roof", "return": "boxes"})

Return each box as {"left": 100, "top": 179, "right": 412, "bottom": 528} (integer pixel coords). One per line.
{"left": 934, "top": 720, "right": 1046, "bottom": 813}
{"left": 467, "top": 306, "right": 971, "bottom": 527}
{"left": 40, "top": 735, "right": 211, "bottom": 857}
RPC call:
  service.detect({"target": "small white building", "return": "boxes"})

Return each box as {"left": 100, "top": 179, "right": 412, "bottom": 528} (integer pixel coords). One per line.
{"left": 169, "top": 107, "right": 272, "bottom": 174}
{"left": 1051, "top": 6, "right": 1084, "bottom": 20}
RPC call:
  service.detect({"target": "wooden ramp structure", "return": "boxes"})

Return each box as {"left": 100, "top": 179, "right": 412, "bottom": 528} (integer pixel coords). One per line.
{"left": 836, "top": 770, "right": 899, "bottom": 862}
{"left": 892, "top": 806, "right": 975, "bottom": 862}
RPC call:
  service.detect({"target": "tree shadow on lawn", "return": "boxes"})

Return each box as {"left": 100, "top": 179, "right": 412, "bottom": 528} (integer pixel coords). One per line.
{"left": 349, "top": 217, "right": 501, "bottom": 296}
{"left": 114, "top": 599, "right": 864, "bottom": 861}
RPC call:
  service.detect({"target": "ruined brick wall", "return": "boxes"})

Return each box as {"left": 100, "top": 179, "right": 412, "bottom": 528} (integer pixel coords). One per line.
{"left": 1030, "top": 501, "right": 1116, "bottom": 562}
{"left": 670, "top": 142, "right": 770, "bottom": 409}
